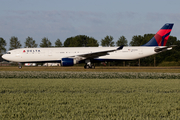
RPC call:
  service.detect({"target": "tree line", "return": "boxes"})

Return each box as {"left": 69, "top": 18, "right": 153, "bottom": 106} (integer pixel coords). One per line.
{"left": 0, "top": 35, "right": 129, "bottom": 52}
{"left": 0, "top": 34, "right": 180, "bottom": 66}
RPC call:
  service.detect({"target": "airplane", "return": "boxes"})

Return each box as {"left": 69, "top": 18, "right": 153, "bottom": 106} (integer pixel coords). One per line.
{"left": 2, "top": 23, "right": 175, "bottom": 69}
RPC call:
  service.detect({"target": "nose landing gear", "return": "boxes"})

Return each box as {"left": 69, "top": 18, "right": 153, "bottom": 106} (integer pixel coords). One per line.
{"left": 18, "top": 63, "right": 22, "bottom": 69}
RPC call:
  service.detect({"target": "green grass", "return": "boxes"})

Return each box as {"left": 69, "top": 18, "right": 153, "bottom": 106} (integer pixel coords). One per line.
{"left": 0, "top": 78, "right": 180, "bottom": 119}
{"left": 1, "top": 71, "right": 180, "bottom": 79}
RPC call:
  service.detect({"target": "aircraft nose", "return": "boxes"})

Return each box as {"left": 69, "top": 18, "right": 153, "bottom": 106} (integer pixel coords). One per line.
{"left": 2, "top": 54, "right": 4, "bottom": 59}
{"left": 2, "top": 54, "right": 6, "bottom": 60}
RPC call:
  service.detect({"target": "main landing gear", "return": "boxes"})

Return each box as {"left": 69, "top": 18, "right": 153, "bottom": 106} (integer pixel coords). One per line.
{"left": 84, "top": 60, "right": 95, "bottom": 69}
{"left": 84, "top": 64, "right": 95, "bottom": 69}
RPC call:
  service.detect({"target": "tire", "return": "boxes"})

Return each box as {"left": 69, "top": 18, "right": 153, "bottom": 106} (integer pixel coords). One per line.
{"left": 92, "top": 65, "right": 95, "bottom": 69}
{"left": 86, "top": 65, "right": 89, "bottom": 69}
{"left": 18, "top": 65, "right": 22, "bottom": 69}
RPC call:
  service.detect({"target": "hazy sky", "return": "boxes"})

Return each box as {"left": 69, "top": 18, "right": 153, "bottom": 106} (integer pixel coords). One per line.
{"left": 0, "top": 0, "right": 180, "bottom": 49}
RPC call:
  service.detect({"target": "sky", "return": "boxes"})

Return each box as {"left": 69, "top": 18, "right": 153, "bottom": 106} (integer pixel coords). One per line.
{"left": 0, "top": 0, "right": 180, "bottom": 49}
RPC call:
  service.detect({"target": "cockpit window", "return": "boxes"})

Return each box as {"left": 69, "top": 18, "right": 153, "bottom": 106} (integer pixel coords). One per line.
{"left": 6, "top": 52, "right": 11, "bottom": 54}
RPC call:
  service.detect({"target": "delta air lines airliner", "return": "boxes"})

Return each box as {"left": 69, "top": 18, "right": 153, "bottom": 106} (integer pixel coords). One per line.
{"left": 2, "top": 23, "right": 175, "bottom": 69}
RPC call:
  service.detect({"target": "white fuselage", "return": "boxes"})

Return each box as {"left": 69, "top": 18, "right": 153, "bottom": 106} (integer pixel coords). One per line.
{"left": 2, "top": 46, "right": 159, "bottom": 63}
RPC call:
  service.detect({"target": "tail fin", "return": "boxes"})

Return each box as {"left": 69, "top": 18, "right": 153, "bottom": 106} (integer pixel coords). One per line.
{"left": 143, "top": 23, "right": 174, "bottom": 46}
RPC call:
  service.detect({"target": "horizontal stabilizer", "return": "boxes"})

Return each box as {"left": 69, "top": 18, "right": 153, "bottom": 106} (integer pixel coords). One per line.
{"left": 154, "top": 45, "right": 176, "bottom": 52}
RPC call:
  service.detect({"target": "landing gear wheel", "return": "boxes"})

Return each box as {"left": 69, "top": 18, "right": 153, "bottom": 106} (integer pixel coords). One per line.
{"left": 18, "top": 63, "right": 22, "bottom": 69}
{"left": 84, "top": 65, "right": 90, "bottom": 69}
{"left": 86, "top": 65, "right": 89, "bottom": 69}
{"left": 18, "top": 65, "right": 22, "bottom": 69}
{"left": 91, "top": 65, "right": 95, "bottom": 69}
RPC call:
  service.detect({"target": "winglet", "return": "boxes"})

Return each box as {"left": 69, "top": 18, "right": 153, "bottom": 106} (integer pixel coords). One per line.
{"left": 117, "top": 45, "right": 124, "bottom": 50}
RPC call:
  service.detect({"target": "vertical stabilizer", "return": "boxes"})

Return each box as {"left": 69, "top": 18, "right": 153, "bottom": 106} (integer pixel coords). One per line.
{"left": 143, "top": 23, "right": 174, "bottom": 46}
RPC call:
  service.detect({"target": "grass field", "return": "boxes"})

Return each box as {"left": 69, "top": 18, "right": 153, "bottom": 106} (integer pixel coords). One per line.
{"left": 0, "top": 66, "right": 180, "bottom": 73}
{"left": 1, "top": 71, "right": 180, "bottom": 79}
{"left": 0, "top": 78, "right": 180, "bottom": 119}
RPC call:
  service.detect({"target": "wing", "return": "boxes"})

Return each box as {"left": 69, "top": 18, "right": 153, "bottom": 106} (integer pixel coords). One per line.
{"left": 68, "top": 45, "right": 124, "bottom": 61}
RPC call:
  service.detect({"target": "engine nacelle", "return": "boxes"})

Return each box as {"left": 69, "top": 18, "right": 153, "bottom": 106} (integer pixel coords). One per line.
{"left": 61, "top": 58, "right": 78, "bottom": 66}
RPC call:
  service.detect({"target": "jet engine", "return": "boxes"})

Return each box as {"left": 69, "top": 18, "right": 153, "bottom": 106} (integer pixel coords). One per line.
{"left": 61, "top": 58, "right": 78, "bottom": 66}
